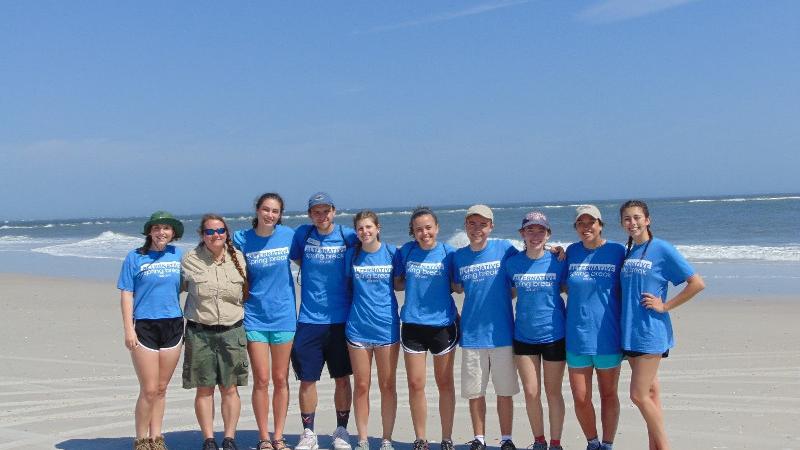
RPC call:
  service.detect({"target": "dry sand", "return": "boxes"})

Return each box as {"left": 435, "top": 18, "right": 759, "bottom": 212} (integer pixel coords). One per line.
{"left": 0, "top": 274, "right": 797, "bottom": 449}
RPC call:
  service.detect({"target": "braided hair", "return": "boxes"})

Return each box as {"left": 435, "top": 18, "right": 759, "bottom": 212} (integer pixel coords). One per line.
{"left": 251, "top": 192, "right": 285, "bottom": 228}
{"left": 199, "top": 213, "right": 249, "bottom": 299}
{"left": 619, "top": 200, "right": 654, "bottom": 259}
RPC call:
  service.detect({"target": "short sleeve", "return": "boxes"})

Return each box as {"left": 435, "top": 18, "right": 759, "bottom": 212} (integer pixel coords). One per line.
{"left": 117, "top": 251, "right": 137, "bottom": 292}
{"left": 344, "top": 247, "right": 354, "bottom": 278}
{"left": 393, "top": 243, "right": 407, "bottom": 278}
{"left": 232, "top": 229, "right": 246, "bottom": 252}
{"left": 661, "top": 241, "right": 695, "bottom": 286}
{"left": 290, "top": 225, "right": 307, "bottom": 260}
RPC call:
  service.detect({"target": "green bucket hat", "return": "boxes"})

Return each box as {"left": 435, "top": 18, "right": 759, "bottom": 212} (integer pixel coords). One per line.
{"left": 142, "top": 211, "right": 184, "bottom": 239}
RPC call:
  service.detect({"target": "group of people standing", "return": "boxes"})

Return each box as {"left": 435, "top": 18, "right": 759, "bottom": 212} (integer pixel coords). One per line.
{"left": 118, "top": 192, "right": 704, "bottom": 450}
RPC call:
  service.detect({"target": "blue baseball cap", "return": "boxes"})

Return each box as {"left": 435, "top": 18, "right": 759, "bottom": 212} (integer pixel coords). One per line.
{"left": 308, "top": 192, "right": 334, "bottom": 209}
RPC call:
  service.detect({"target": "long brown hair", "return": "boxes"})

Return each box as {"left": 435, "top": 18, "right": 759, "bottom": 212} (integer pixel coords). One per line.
{"left": 199, "top": 214, "right": 248, "bottom": 296}
{"left": 619, "top": 200, "right": 654, "bottom": 259}
{"left": 251, "top": 192, "right": 285, "bottom": 228}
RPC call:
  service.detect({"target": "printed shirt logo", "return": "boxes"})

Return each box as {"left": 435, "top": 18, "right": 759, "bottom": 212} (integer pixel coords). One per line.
{"left": 353, "top": 264, "right": 393, "bottom": 282}
{"left": 140, "top": 261, "right": 180, "bottom": 278}
{"left": 305, "top": 244, "right": 346, "bottom": 264}
{"left": 406, "top": 261, "right": 445, "bottom": 278}
{"left": 513, "top": 272, "right": 557, "bottom": 290}
{"left": 458, "top": 260, "right": 501, "bottom": 282}
{"left": 569, "top": 263, "right": 617, "bottom": 279}
{"left": 246, "top": 247, "right": 290, "bottom": 268}
{"left": 622, "top": 258, "right": 652, "bottom": 276}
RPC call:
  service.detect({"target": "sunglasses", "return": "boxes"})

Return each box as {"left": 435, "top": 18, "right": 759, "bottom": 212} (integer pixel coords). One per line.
{"left": 203, "top": 228, "right": 227, "bottom": 236}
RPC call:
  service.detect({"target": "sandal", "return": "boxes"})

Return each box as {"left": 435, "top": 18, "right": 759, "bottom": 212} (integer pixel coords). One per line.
{"left": 273, "top": 437, "right": 291, "bottom": 450}
{"left": 257, "top": 440, "right": 275, "bottom": 450}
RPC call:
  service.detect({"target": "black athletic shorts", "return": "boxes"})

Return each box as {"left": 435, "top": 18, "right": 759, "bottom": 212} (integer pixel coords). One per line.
{"left": 291, "top": 323, "right": 352, "bottom": 381}
{"left": 512, "top": 338, "right": 566, "bottom": 362}
{"left": 400, "top": 320, "right": 459, "bottom": 356}
{"left": 134, "top": 317, "right": 184, "bottom": 351}
{"left": 623, "top": 349, "right": 670, "bottom": 358}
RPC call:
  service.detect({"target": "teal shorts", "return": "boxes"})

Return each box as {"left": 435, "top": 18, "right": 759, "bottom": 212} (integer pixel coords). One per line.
{"left": 246, "top": 330, "right": 295, "bottom": 345}
{"left": 566, "top": 351, "right": 623, "bottom": 370}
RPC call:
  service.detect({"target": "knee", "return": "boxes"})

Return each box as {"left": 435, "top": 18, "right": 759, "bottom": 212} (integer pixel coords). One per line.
{"left": 334, "top": 377, "right": 351, "bottom": 390}
{"left": 253, "top": 374, "right": 270, "bottom": 390}
{"left": 378, "top": 377, "right": 396, "bottom": 394}
{"left": 407, "top": 376, "right": 426, "bottom": 393}
{"left": 354, "top": 378, "right": 371, "bottom": 394}
{"left": 435, "top": 377, "right": 454, "bottom": 393}
{"left": 141, "top": 385, "right": 160, "bottom": 402}
{"left": 630, "top": 388, "right": 649, "bottom": 407}
{"left": 523, "top": 384, "right": 541, "bottom": 401}
{"left": 571, "top": 390, "right": 592, "bottom": 409}
{"left": 272, "top": 374, "right": 289, "bottom": 391}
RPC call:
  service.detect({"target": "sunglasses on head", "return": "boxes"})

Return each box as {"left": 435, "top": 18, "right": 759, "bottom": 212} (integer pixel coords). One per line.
{"left": 203, "top": 228, "right": 227, "bottom": 236}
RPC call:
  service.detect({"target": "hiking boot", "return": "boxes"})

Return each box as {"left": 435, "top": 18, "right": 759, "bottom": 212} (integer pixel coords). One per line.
{"left": 221, "top": 437, "right": 239, "bottom": 450}
{"left": 202, "top": 438, "right": 218, "bottom": 450}
{"left": 133, "top": 438, "right": 152, "bottom": 450}
{"left": 296, "top": 429, "right": 319, "bottom": 450}
{"left": 331, "top": 427, "right": 352, "bottom": 450}
{"left": 412, "top": 440, "right": 429, "bottom": 450}
{"left": 500, "top": 440, "right": 516, "bottom": 450}
{"left": 468, "top": 440, "right": 486, "bottom": 450}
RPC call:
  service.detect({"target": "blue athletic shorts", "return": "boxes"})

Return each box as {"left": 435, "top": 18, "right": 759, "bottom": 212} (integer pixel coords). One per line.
{"left": 566, "top": 351, "right": 623, "bottom": 369}
{"left": 290, "top": 323, "right": 352, "bottom": 381}
{"left": 246, "top": 330, "right": 295, "bottom": 345}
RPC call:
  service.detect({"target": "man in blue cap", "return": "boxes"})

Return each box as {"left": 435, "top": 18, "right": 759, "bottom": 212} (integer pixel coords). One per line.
{"left": 290, "top": 192, "right": 358, "bottom": 450}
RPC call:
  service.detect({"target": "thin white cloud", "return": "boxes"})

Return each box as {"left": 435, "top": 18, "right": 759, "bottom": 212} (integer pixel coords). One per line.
{"left": 578, "top": 0, "right": 701, "bottom": 24}
{"left": 356, "top": 0, "right": 530, "bottom": 34}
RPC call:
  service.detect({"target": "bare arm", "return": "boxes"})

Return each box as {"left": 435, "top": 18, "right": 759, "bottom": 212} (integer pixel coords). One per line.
{"left": 393, "top": 276, "right": 405, "bottom": 292}
{"left": 510, "top": 287, "right": 517, "bottom": 299}
{"left": 120, "top": 290, "right": 138, "bottom": 350}
{"left": 451, "top": 282, "right": 463, "bottom": 294}
{"left": 292, "top": 258, "right": 302, "bottom": 268}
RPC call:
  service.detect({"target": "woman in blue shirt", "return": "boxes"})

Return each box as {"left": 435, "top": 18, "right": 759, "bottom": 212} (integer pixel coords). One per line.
{"left": 619, "top": 200, "right": 704, "bottom": 450}
{"left": 117, "top": 211, "right": 185, "bottom": 450}
{"left": 345, "top": 211, "right": 400, "bottom": 450}
{"left": 393, "top": 207, "right": 458, "bottom": 450}
{"left": 232, "top": 193, "right": 296, "bottom": 450}
{"left": 565, "top": 205, "right": 626, "bottom": 450}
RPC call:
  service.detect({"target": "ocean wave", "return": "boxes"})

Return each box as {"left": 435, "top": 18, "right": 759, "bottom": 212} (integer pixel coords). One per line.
{"left": 687, "top": 196, "right": 800, "bottom": 204}
{"left": 31, "top": 231, "right": 145, "bottom": 260}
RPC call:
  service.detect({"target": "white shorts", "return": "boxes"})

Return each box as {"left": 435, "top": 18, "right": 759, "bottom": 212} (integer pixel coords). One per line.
{"left": 460, "top": 346, "right": 520, "bottom": 399}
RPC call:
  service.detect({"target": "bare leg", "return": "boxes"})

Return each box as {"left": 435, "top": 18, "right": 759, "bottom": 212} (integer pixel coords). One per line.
{"left": 375, "top": 343, "right": 400, "bottom": 440}
{"left": 271, "top": 342, "right": 293, "bottom": 441}
{"left": 629, "top": 356, "right": 668, "bottom": 449}
{"left": 568, "top": 367, "right": 597, "bottom": 440}
{"left": 497, "top": 396, "right": 514, "bottom": 437}
{"left": 404, "top": 352, "right": 428, "bottom": 440}
{"left": 596, "top": 366, "right": 621, "bottom": 444}
{"left": 220, "top": 384, "right": 242, "bottom": 439}
{"left": 249, "top": 341, "right": 272, "bottom": 441}
{"left": 349, "top": 346, "right": 374, "bottom": 441}
{"left": 299, "top": 381, "right": 318, "bottom": 420}
{"left": 542, "top": 360, "right": 566, "bottom": 441}
{"left": 433, "top": 350, "right": 456, "bottom": 440}
{"left": 516, "top": 355, "right": 545, "bottom": 438}
{"left": 149, "top": 345, "right": 181, "bottom": 438}
{"left": 469, "top": 397, "right": 487, "bottom": 437}
{"left": 195, "top": 386, "right": 216, "bottom": 439}
{"left": 131, "top": 346, "right": 159, "bottom": 439}
{"left": 333, "top": 375, "right": 353, "bottom": 418}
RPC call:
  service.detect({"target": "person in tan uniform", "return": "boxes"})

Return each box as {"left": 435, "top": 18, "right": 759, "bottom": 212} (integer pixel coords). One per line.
{"left": 182, "top": 213, "right": 249, "bottom": 450}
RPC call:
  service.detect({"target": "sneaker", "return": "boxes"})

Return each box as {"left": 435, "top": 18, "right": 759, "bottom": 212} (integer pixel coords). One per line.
{"left": 202, "top": 438, "right": 218, "bottom": 450}
{"left": 468, "top": 440, "right": 486, "bottom": 450}
{"left": 586, "top": 443, "right": 601, "bottom": 450}
{"left": 273, "top": 438, "right": 291, "bottom": 450}
{"left": 133, "top": 438, "right": 152, "bottom": 450}
{"left": 356, "top": 440, "right": 370, "bottom": 450}
{"left": 151, "top": 436, "right": 168, "bottom": 450}
{"left": 528, "top": 443, "right": 546, "bottom": 450}
{"left": 599, "top": 444, "right": 613, "bottom": 450}
{"left": 440, "top": 440, "right": 454, "bottom": 450}
{"left": 331, "top": 426, "right": 352, "bottom": 450}
{"left": 500, "top": 440, "right": 516, "bottom": 450}
{"left": 296, "top": 429, "right": 319, "bottom": 450}
{"left": 548, "top": 446, "right": 563, "bottom": 450}
{"left": 380, "top": 440, "right": 395, "bottom": 450}
{"left": 257, "top": 440, "right": 275, "bottom": 450}
{"left": 412, "top": 440, "right": 429, "bottom": 450}
{"left": 222, "top": 437, "right": 239, "bottom": 450}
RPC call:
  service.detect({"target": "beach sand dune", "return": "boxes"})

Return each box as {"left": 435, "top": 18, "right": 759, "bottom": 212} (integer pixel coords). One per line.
{"left": 0, "top": 274, "right": 797, "bottom": 449}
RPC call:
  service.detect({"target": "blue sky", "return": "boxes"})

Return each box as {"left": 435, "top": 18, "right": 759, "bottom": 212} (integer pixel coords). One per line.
{"left": 2, "top": 1, "right": 798, "bottom": 220}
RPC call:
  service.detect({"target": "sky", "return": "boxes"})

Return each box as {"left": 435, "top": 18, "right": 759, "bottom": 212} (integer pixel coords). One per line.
{"left": 2, "top": 0, "right": 798, "bottom": 220}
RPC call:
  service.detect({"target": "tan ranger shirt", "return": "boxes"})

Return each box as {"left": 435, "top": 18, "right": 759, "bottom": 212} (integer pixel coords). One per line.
{"left": 182, "top": 244, "right": 247, "bottom": 326}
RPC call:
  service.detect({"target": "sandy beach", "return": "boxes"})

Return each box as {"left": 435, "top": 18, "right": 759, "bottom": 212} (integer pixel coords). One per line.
{"left": 0, "top": 273, "right": 797, "bottom": 450}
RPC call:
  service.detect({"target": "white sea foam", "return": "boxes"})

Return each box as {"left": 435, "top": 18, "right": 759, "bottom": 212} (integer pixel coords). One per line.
{"left": 687, "top": 196, "right": 800, "bottom": 203}
{"left": 31, "top": 231, "right": 145, "bottom": 260}
{"left": 442, "top": 232, "right": 800, "bottom": 262}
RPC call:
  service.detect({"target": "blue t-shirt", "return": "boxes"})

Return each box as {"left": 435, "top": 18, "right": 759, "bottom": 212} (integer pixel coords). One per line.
{"left": 454, "top": 239, "right": 518, "bottom": 348}
{"left": 233, "top": 225, "right": 297, "bottom": 332}
{"left": 345, "top": 243, "right": 400, "bottom": 344}
{"left": 504, "top": 251, "right": 567, "bottom": 344}
{"left": 620, "top": 238, "right": 695, "bottom": 353}
{"left": 290, "top": 224, "right": 358, "bottom": 324}
{"left": 565, "top": 241, "right": 625, "bottom": 355}
{"left": 117, "top": 245, "right": 183, "bottom": 320}
{"left": 393, "top": 241, "right": 458, "bottom": 327}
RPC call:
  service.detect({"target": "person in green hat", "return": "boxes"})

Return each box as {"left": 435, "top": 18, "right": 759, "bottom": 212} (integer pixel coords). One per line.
{"left": 117, "top": 210, "right": 185, "bottom": 450}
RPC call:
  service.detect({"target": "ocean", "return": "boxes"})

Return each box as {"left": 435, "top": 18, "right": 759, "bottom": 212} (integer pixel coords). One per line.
{"left": 2, "top": 194, "right": 798, "bottom": 296}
